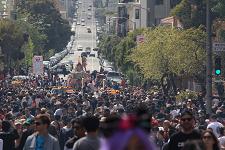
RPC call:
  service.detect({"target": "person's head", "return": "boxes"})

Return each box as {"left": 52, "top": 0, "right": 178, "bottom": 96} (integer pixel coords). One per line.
{"left": 83, "top": 115, "right": 99, "bottom": 133}
{"left": 182, "top": 140, "right": 205, "bottom": 150}
{"left": 72, "top": 117, "right": 85, "bottom": 138}
{"left": 35, "top": 114, "right": 51, "bottom": 134}
{"left": 180, "top": 110, "right": 195, "bottom": 133}
{"left": 210, "top": 114, "right": 217, "bottom": 122}
{"left": 163, "top": 120, "right": 170, "bottom": 130}
{"left": 25, "top": 108, "right": 30, "bottom": 116}
{"left": 202, "top": 130, "right": 220, "bottom": 150}
{"left": 2, "top": 120, "right": 11, "bottom": 132}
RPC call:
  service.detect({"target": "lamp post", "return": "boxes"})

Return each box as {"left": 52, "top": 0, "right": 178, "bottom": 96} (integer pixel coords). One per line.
{"left": 206, "top": 0, "right": 212, "bottom": 114}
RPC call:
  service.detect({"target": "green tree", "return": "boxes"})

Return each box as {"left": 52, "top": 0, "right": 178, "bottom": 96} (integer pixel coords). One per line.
{"left": 0, "top": 19, "right": 25, "bottom": 68}
{"left": 15, "top": 20, "right": 47, "bottom": 56}
{"left": 129, "top": 26, "right": 206, "bottom": 92}
{"left": 22, "top": 37, "right": 34, "bottom": 66}
{"left": 212, "top": 0, "right": 225, "bottom": 18}
{"left": 17, "top": 0, "right": 72, "bottom": 54}
{"left": 171, "top": 0, "right": 207, "bottom": 29}
{"left": 99, "top": 29, "right": 146, "bottom": 86}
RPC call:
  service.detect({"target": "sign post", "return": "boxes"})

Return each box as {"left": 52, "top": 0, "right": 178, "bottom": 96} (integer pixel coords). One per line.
{"left": 213, "top": 42, "right": 225, "bottom": 52}
{"left": 32, "top": 56, "right": 43, "bottom": 76}
{"left": 136, "top": 35, "right": 145, "bottom": 44}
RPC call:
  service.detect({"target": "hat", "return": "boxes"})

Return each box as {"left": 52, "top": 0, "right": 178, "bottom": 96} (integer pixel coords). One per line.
{"left": 15, "top": 120, "right": 22, "bottom": 125}
{"left": 24, "top": 118, "right": 33, "bottom": 125}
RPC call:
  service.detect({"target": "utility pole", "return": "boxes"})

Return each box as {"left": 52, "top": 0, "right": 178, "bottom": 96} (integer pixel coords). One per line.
{"left": 206, "top": 0, "right": 212, "bottom": 114}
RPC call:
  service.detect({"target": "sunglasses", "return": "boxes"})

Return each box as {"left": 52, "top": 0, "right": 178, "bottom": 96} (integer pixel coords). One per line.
{"left": 203, "top": 135, "right": 212, "bottom": 139}
{"left": 181, "top": 118, "right": 192, "bottom": 122}
{"left": 35, "top": 122, "right": 43, "bottom": 126}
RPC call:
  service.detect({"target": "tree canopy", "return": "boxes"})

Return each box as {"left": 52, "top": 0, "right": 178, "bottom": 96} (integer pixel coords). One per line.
{"left": 129, "top": 26, "right": 206, "bottom": 80}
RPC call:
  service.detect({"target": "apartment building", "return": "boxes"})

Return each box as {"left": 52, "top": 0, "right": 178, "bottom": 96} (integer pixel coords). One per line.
{"left": 56, "top": 0, "right": 75, "bottom": 20}
{"left": 117, "top": 0, "right": 180, "bottom": 36}
{"left": 0, "top": 0, "right": 16, "bottom": 19}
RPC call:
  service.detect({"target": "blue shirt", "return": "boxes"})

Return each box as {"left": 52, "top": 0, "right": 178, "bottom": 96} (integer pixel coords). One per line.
{"left": 36, "top": 135, "right": 45, "bottom": 150}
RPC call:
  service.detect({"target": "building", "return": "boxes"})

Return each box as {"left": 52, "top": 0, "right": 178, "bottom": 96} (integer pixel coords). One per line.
{"left": 160, "top": 16, "right": 183, "bottom": 28}
{"left": 117, "top": 0, "right": 181, "bottom": 36}
{"left": 55, "top": 0, "right": 75, "bottom": 20}
{"left": 0, "top": 0, "right": 16, "bottom": 19}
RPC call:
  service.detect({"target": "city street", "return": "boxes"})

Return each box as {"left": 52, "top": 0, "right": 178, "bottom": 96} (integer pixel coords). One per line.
{"left": 60, "top": 0, "right": 100, "bottom": 74}
{"left": 1, "top": 0, "right": 224, "bottom": 150}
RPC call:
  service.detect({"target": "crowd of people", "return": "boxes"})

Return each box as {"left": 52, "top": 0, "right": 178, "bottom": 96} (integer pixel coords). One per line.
{"left": 0, "top": 71, "right": 225, "bottom": 150}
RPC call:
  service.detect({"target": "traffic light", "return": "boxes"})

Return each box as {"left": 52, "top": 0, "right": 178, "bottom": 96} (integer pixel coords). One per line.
{"left": 215, "top": 57, "right": 221, "bottom": 75}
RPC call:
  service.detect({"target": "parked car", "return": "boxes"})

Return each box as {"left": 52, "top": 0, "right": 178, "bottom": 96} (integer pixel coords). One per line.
{"left": 81, "top": 52, "right": 88, "bottom": 57}
{"left": 106, "top": 71, "right": 122, "bottom": 83}
{"left": 89, "top": 53, "right": 95, "bottom": 57}
{"left": 77, "top": 45, "right": 83, "bottom": 51}
{"left": 85, "top": 47, "right": 91, "bottom": 55}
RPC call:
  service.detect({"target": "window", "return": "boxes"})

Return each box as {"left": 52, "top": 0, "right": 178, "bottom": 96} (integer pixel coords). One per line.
{"left": 155, "top": 0, "right": 164, "bottom": 5}
{"left": 135, "top": 9, "right": 140, "bottom": 19}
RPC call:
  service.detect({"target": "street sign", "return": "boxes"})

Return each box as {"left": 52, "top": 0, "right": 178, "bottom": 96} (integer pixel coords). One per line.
{"left": 136, "top": 35, "right": 145, "bottom": 44}
{"left": 32, "top": 56, "right": 43, "bottom": 76}
{"left": 213, "top": 42, "right": 225, "bottom": 52}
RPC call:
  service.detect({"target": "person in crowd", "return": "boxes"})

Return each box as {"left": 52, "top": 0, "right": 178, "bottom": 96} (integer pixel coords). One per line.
{"left": 64, "top": 117, "right": 86, "bottom": 150}
{"left": 17, "top": 119, "right": 35, "bottom": 150}
{"left": 182, "top": 140, "right": 205, "bottom": 150}
{"left": 59, "top": 118, "right": 74, "bottom": 150}
{"left": 207, "top": 114, "right": 224, "bottom": 138}
{"left": 202, "top": 130, "right": 220, "bottom": 150}
{"left": 0, "top": 120, "right": 20, "bottom": 150}
{"left": 23, "top": 114, "right": 60, "bottom": 150}
{"left": 218, "top": 127, "right": 225, "bottom": 150}
{"left": 73, "top": 115, "right": 100, "bottom": 150}
{"left": 166, "top": 110, "right": 201, "bottom": 150}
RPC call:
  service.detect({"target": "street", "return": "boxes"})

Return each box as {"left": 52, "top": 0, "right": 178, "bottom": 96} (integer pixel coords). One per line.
{"left": 1, "top": 0, "right": 224, "bottom": 150}
{"left": 60, "top": 0, "right": 100, "bottom": 74}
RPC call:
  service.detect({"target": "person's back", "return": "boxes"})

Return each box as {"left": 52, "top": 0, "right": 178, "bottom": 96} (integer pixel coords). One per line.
{"left": 73, "top": 115, "right": 100, "bottom": 150}
{"left": 207, "top": 121, "right": 223, "bottom": 138}
{"left": 0, "top": 120, "right": 19, "bottom": 150}
{"left": 73, "top": 135, "right": 99, "bottom": 150}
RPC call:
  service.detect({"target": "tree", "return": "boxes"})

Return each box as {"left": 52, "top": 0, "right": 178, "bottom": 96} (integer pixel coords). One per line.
{"left": 99, "top": 29, "right": 147, "bottom": 86}
{"left": 171, "top": 0, "right": 207, "bottom": 29}
{"left": 21, "top": 37, "right": 34, "bottom": 66}
{"left": 0, "top": 19, "right": 25, "bottom": 68}
{"left": 15, "top": 20, "right": 47, "bottom": 56}
{"left": 212, "top": 0, "right": 225, "bottom": 18}
{"left": 129, "top": 26, "right": 206, "bottom": 94}
{"left": 17, "top": 0, "right": 72, "bottom": 54}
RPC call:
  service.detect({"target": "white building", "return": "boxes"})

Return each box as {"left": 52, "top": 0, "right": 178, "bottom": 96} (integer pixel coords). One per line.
{"left": 117, "top": 0, "right": 178, "bottom": 35}
{"left": 0, "top": 0, "right": 16, "bottom": 19}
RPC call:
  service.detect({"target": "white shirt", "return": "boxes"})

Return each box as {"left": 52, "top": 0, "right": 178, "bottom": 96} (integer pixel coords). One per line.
{"left": 207, "top": 121, "right": 224, "bottom": 138}
{"left": 54, "top": 108, "right": 63, "bottom": 116}
{"left": 0, "top": 139, "right": 3, "bottom": 150}
{"left": 219, "top": 136, "right": 225, "bottom": 148}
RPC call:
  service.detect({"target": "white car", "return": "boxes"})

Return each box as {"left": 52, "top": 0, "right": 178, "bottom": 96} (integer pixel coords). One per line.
{"left": 89, "top": 53, "right": 95, "bottom": 57}
{"left": 81, "top": 22, "right": 85, "bottom": 26}
{"left": 77, "top": 45, "right": 83, "bottom": 51}
{"left": 106, "top": 71, "right": 122, "bottom": 83}
{"left": 77, "top": 22, "right": 80, "bottom": 25}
